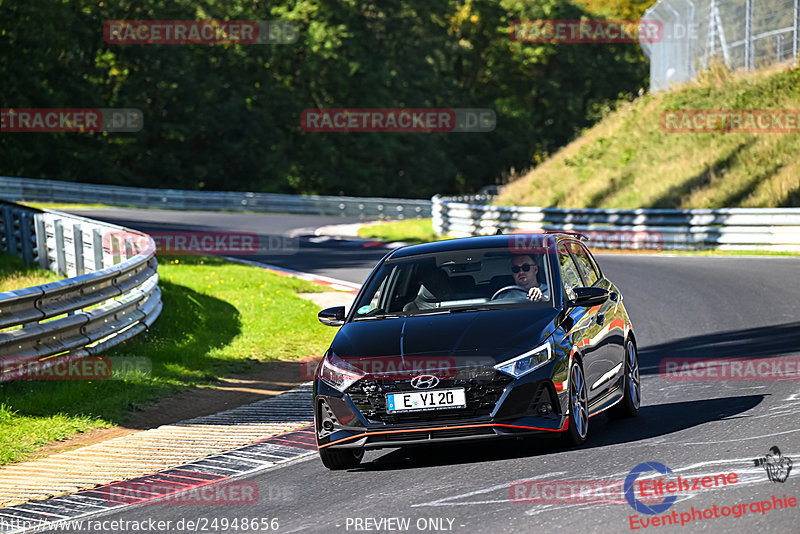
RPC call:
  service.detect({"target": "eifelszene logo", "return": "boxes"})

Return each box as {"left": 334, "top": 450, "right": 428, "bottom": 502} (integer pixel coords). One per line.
{"left": 624, "top": 461, "right": 740, "bottom": 517}
{"left": 624, "top": 462, "right": 677, "bottom": 515}
{"left": 754, "top": 446, "right": 793, "bottom": 483}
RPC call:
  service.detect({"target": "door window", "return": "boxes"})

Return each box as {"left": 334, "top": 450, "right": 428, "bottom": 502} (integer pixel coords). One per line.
{"left": 568, "top": 241, "right": 600, "bottom": 286}
{"left": 557, "top": 243, "right": 583, "bottom": 300}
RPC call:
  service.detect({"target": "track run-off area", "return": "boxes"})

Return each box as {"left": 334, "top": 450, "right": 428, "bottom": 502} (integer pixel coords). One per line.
{"left": 3, "top": 208, "right": 799, "bottom": 534}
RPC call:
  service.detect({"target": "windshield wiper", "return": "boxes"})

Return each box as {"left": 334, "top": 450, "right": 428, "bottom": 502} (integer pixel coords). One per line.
{"left": 447, "top": 306, "right": 498, "bottom": 313}
{"left": 353, "top": 313, "right": 406, "bottom": 321}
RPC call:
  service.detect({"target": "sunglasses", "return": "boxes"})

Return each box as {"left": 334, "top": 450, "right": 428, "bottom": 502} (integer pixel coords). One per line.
{"left": 512, "top": 263, "right": 534, "bottom": 274}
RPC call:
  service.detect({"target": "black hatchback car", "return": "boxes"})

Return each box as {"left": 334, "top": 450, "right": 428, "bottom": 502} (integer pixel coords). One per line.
{"left": 313, "top": 233, "right": 639, "bottom": 469}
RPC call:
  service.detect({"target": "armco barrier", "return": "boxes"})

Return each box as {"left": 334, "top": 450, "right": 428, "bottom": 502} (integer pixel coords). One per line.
{"left": 432, "top": 195, "right": 800, "bottom": 252}
{"left": 0, "top": 176, "right": 431, "bottom": 219}
{"left": 0, "top": 201, "right": 161, "bottom": 380}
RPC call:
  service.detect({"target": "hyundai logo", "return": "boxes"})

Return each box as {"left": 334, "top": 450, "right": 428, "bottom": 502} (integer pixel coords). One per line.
{"left": 410, "top": 374, "right": 439, "bottom": 389}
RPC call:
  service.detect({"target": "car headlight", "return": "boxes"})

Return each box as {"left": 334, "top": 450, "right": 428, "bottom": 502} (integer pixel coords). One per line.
{"left": 318, "top": 354, "right": 365, "bottom": 392}
{"left": 494, "top": 342, "right": 552, "bottom": 378}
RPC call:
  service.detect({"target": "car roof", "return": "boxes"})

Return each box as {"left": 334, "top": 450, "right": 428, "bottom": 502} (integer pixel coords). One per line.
{"left": 385, "top": 232, "right": 586, "bottom": 260}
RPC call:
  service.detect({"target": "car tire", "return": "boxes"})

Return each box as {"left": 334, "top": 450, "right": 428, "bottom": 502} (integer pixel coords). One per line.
{"left": 562, "top": 360, "right": 588, "bottom": 446}
{"left": 608, "top": 339, "right": 640, "bottom": 419}
{"left": 319, "top": 447, "right": 364, "bottom": 470}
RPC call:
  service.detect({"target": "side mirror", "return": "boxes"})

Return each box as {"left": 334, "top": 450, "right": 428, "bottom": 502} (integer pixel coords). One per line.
{"left": 570, "top": 287, "right": 610, "bottom": 307}
{"left": 318, "top": 306, "right": 346, "bottom": 326}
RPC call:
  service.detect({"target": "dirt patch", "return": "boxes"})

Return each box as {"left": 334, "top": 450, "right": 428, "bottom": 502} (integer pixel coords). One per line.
{"left": 28, "top": 360, "right": 314, "bottom": 461}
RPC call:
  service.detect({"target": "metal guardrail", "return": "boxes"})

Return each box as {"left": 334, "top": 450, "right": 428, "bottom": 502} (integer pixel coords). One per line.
{"left": 432, "top": 195, "right": 800, "bottom": 251}
{"left": 0, "top": 176, "right": 432, "bottom": 219}
{"left": 0, "top": 201, "right": 162, "bottom": 380}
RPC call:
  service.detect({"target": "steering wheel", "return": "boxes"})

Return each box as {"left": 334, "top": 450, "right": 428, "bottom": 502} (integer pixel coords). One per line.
{"left": 491, "top": 285, "right": 528, "bottom": 300}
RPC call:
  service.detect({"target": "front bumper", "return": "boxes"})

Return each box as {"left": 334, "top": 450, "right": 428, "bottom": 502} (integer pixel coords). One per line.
{"left": 315, "top": 369, "right": 568, "bottom": 450}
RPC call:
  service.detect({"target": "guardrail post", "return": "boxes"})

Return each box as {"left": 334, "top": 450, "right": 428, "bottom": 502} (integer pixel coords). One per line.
{"left": 745, "top": 0, "right": 754, "bottom": 70}
{"left": 111, "top": 231, "right": 122, "bottom": 265}
{"left": 92, "top": 228, "right": 104, "bottom": 271}
{"left": 92, "top": 228, "right": 105, "bottom": 271}
{"left": 2, "top": 205, "right": 17, "bottom": 254}
{"left": 124, "top": 237, "right": 135, "bottom": 260}
{"left": 34, "top": 213, "right": 48, "bottom": 269}
{"left": 73, "top": 224, "right": 85, "bottom": 275}
{"left": 19, "top": 211, "right": 34, "bottom": 264}
{"left": 54, "top": 219, "right": 67, "bottom": 276}
{"left": 795, "top": 0, "right": 799, "bottom": 63}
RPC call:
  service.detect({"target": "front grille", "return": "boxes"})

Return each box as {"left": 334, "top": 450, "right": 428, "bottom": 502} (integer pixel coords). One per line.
{"left": 430, "top": 427, "right": 490, "bottom": 439}
{"left": 382, "top": 427, "right": 495, "bottom": 442}
{"left": 345, "top": 369, "right": 512, "bottom": 424}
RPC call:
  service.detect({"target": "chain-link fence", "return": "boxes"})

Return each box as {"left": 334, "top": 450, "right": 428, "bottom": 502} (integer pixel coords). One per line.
{"left": 641, "top": 0, "right": 800, "bottom": 91}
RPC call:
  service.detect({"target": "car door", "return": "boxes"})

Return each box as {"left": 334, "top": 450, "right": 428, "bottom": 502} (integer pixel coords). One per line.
{"left": 568, "top": 241, "right": 625, "bottom": 398}
{"left": 557, "top": 241, "right": 605, "bottom": 405}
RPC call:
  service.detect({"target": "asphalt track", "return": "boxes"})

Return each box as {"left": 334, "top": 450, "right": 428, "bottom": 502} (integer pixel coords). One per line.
{"left": 47, "top": 209, "right": 800, "bottom": 533}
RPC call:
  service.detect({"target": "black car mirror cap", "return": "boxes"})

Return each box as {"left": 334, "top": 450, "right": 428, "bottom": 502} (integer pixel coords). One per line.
{"left": 318, "top": 306, "right": 346, "bottom": 326}
{"left": 568, "top": 287, "right": 610, "bottom": 308}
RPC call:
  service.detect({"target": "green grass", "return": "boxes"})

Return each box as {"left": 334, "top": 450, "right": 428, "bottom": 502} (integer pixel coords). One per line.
{"left": 0, "top": 255, "right": 338, "bottom": 465}
{"left": 356, "top": 218, "right": 440, "bottom": 244}
{"left": 0, "top": 404, "right": 100, "bottom": 465}
{"left": 0, "top": 252, "right": 61, "bottom": 292}
{"left": 18, "top": 201, "right": 113, "bottom": 210}
{"left": 497, "top": 64, "right": 800, "bottom": 209}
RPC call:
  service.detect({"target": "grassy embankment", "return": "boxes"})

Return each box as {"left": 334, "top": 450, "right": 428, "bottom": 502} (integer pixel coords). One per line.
{"left": 0, "top": 253, "right": 338, "bottom": 465}
{"left": 360, "top": 66, "right": 799, "bottom": 253}
{"left": 497, "top": 64, "right": 800, "bottom": 209}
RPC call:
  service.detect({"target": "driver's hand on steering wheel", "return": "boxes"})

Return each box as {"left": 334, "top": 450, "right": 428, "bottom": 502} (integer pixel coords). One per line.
{"left": 527, "top": 287, "right": 546, "bottom": 302}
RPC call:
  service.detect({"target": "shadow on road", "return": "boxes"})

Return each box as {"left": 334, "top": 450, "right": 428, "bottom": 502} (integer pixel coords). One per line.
{"left": 638, "top": 321, "right": 800, "bottom": 376}
{"left": 355, "top": 395, "right": 765, "bottom": 472}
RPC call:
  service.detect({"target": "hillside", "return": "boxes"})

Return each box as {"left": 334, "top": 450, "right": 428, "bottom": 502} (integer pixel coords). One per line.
{"left": 496, "top": 64, "right": 800, "bottom": 209}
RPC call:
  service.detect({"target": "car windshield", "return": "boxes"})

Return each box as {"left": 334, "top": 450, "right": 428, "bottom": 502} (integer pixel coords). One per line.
{"left": 352, "top": 247, "right": 555, "bottom": 319}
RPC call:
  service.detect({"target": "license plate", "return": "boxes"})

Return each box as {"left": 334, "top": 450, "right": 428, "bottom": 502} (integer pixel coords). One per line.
{"left": 386, "top": 388, "right": 466, "bottom": 413}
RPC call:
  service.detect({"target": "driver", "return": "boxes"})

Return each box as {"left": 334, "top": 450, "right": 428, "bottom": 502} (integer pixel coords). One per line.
{"left": 512, "top": 254, "right": 549, "bottom": 302}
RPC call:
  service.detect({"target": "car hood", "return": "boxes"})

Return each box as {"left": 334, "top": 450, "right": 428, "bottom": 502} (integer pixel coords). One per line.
{"left": 331, "top": 308, "right": 560, "bottom": 366}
